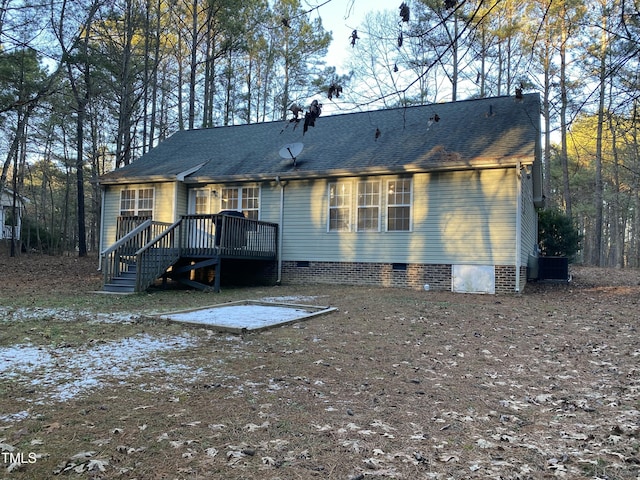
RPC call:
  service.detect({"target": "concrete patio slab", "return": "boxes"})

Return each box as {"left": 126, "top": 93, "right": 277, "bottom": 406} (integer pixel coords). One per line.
{"left": 157, "top": 300, "right": 336, "bottom": 333}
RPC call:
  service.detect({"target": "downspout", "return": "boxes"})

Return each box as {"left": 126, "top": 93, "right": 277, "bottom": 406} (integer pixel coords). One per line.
{"left": 275, "top": 176, "right": 285, "bottom": 285}
{"left": 515, "top": 163, "right": 522, "bottom": 292}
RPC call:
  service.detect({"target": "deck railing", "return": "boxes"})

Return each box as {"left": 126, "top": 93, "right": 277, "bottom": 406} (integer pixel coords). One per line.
{"left": 180, "top": 214, "right": 278, "bottom": 259}
{"left": 135, "top": 220, "right": 182, "bottom": 292}
{"left": 101, "top": 219, "right": 153, "bottom": 286}
{"left": 180, "top": 215, "right": 217, "bottom": 257}
{"left": 101, "top": 219, "right": 173, "bottom": 287}
{"left": 116, "top": 216, "right": 152, "bottom": 240}
{"left": 103, "top": 214, "right": 278, "bottom": 292}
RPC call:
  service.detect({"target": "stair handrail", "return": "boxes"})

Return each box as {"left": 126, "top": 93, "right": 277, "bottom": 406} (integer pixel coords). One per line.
{"left": 101, "top": 219, "right": 153, "bottom": 286}
{"left": 101, "top": 219, "right": 153, "bottom": 257}
{"left": 134, "top": 219, "right": 183, "bottom": 292}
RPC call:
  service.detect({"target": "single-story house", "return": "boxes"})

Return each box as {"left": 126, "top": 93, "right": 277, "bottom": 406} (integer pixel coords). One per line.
{"left": 0, "top": 187, "right": 28, "bottom": 242}
{"left": 98, "top": 93, "right": 544, "bottom": 294}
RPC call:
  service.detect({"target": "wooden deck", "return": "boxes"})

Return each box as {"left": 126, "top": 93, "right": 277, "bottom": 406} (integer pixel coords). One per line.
{"left": 101, "top": 214, "right": 278, "bottom": 293}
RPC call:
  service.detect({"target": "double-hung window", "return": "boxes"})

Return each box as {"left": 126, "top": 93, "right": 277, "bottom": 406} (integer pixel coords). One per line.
{"left": 328, "top": 182, "right": 351, "bottom": 231}
{"left": 357, "top": 181, "right": 380, "bottom": 231}
{"left": 221, "top": 186, "right": 260, "bottom": 220}
{"left": 328, "top": 178, "right": 412, "bottom": 232}
{"left": 193, "top": 189, "right": 211, "bottom": 214}
{"left": 241, "top": 187, "right": 260, "bottom": 220}
{"left": 120, "top": 188, "right": 154, "bottom": 217}
{"left": 387, "top": 179, "right": 411, "bottom": 231}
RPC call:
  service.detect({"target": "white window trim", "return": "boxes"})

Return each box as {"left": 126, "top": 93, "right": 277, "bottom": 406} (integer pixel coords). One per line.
{"left": 119, "top": 187, "right": 155, "bottom": 217}
{"left": 220, "top": 186, "right": 239, "bottom": 212}
{"left": 356, "top": 180, "right": 381, "bottom": 232}
{"left": 189, "top": 188, "right": 212, "bottom": 214}
{"left": 219, "top": 185, "right": 261, "bottom": 219}
{"left": 327, "top": 181, "right": 352, "bottom": 232}
{"left": 241, "top": 185, "right": 261, "bottom": 220}
{"left": 385, "top": 178, "right": 413, "bottom": 232}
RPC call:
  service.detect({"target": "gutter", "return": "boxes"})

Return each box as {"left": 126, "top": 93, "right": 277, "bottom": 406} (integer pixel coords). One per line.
{"left": 100, "top": 159, "right": 534, "bottom": 186}
{"left": 184, "top": 159, "right": 534, "bottom": 185}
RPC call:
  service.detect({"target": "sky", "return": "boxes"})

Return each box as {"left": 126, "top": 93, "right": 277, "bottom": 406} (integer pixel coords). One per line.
{"left": 308, "top": 0, "right": 395, "bottom": 73}
{"left": 296, "top": 0, "right": 398, "bottom": 114}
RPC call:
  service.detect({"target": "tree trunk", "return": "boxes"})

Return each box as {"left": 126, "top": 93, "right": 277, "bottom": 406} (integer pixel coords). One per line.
{"left": 141, "top": 0, "right": 150, "bottom": 154}
{"left": 188, "top": 0, "right": 198, "bottom": 130}
{"left": 593, "top": 15, "right": 607, "bottom": 266}
{"left": 10, "top": 106, "right": 29, "bottom": 257}
{"left": 479, "top": 25, "right": 486, "bottom": 98}
{"left": 76, "top": 99, "right": 88, "bottom": 256}
{"left": 631, "top": 100, "right": 640, "bottom": 267}
{"left": 116, "top": 0, "right": 135, "bottom": 167}
{"left": 559, "top": 15, "right": 572, "bottom": 218}
{"left": 608, "top": 111, "right": 624, "bottom": 267}
{"left": 542, "top": 39, "right": 552, "bottom": 205}
{"left": 1, "top": 129, "right": 20, "bottom": 192}
{"left": 281, "top": 28, "right": 291, "bottom": 120}
{"left": 451, "top": 15, "right": 458, "bottom": 102}
{"left": 202, "top": 7, "right": 213, "bottom": 128}
{"left": 149, "top": 0, "right": 162, "bottom": 147}
{"left": 177, "top": 29, "right": 185, "bottom": 131}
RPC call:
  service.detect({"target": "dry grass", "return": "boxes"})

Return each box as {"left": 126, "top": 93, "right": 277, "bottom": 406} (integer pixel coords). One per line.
{"left": 1, "top": 254, "right": 640, "bottom": 479}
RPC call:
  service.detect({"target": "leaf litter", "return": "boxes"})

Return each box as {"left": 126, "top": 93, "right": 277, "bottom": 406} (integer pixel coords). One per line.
{"left": 0, "top": 262, "right": 639, "bottom": 478}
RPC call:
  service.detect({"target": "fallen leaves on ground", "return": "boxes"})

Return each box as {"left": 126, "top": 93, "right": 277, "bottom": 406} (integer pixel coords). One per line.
{"left": 1, "top": 259, "right": 640, "bottom": 479}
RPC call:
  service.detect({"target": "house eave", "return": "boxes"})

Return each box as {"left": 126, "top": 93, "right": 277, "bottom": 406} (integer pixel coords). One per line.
{"left": 98, "top": 175, "right": 181, "bottom": 186}
{"left": 183, "top": 157, "right": 534, "bottom": 184}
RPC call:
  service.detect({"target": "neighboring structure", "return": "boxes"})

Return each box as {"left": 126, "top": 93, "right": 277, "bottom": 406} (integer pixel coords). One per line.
{"left": 0, "top": 187, "right": 27, "bottom": 242}
{"left": 99, "top": 94, "right": 544, "bottom": 294}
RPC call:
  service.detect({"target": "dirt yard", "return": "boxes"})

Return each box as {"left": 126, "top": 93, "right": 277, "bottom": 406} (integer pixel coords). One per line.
{"left": 1, "top": 254, "right": 640, "bottom": 479}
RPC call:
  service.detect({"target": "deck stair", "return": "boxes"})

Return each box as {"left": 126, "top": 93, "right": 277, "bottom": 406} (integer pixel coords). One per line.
{"left": 103, "top": 262, "right": 137, "bottom": 293}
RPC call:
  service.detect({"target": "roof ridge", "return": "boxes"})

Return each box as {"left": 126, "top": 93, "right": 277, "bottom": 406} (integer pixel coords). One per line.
{"left": 180, "top": 93, "right": 540, "bottom": 133}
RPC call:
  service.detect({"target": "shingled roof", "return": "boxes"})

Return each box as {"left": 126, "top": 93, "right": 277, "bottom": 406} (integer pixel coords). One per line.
{"left": 99, "top": 93, "right": 541, "bottom": 185}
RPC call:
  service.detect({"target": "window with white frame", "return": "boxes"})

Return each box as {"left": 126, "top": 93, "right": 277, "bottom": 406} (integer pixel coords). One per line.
{"left": 328, "top": 182, "right": 351, "bottom": 231}
{"left": 120, "top": 188, "right": 154, "bottom": 217}
{"left": 357, "top": 180, "right": 380, "bottom": 231}
{"left": 120, "top": 190, "right": 136, "bottom": 215}
{"left": 221, "top": 187, "right": 239, "bottom": 211}
{"left": 241, "top": 187, "right": 260, "bottom": 220}
{"left": 221, "top": 186, "right": 260, "bottom": 220}
{"left": 194, "top": 189, "right": 210, "bottom": 214}
{"left": 387, "top": 179, "right": 411, "bottom": 231}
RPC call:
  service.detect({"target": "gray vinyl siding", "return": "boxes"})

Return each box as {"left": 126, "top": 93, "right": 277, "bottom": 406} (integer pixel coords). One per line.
{"left": 175, "top": 183, "right": 188, "bottom": 217}
{"left": 101, "top": 182, "right": 177, "bottom": 249}
{"left": 520, "top": 170, "right": 538, "bottom": 264}
{"left": 153, "top": 183, "right": 177, "bottom": 222}
{"left": 100, "top": 168, "right": 521, "bottom": 267}
{"left": 101, "top": 185, "right": 121, "bottom": 250}
{"left": 272, "top": 168, "right": 518, "bottom": 265}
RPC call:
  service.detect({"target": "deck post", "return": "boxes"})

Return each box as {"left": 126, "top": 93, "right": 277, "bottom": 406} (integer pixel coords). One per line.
{"left": 214, "top": 260, "right": 222, "bottom": 292}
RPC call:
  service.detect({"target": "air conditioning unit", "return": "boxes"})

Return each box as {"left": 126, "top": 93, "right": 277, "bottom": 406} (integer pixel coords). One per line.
{"left": 538, "top": 256, "right": 569, "bottom": 282}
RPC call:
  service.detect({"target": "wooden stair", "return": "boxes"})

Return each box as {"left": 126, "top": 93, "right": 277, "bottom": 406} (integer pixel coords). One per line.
{"left": 103, "top": 262, "right": 137, "bottom": 293}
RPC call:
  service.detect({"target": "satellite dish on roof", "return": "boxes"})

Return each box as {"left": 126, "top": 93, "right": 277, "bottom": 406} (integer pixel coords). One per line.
{"left": 279, "top": 142, "right": 304, "bottom": 166}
